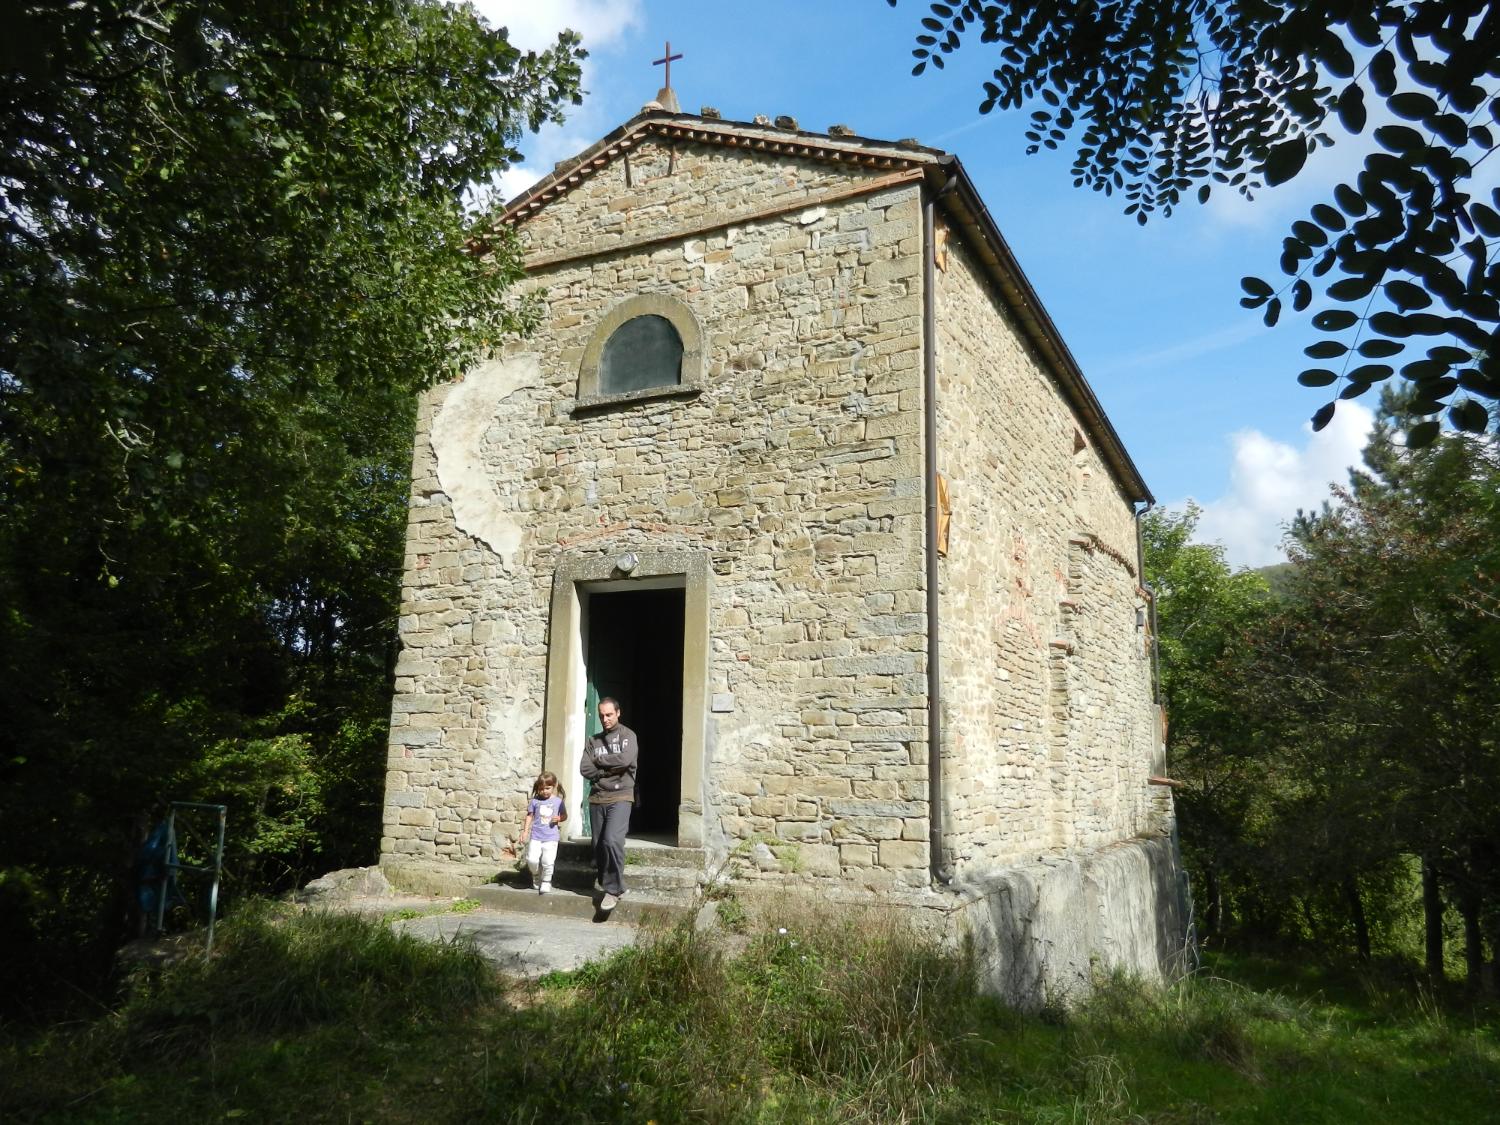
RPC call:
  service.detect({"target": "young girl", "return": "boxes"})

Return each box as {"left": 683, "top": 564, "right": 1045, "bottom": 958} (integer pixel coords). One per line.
{"left": 520, "top": 772, "right": 567, "bottom": 894}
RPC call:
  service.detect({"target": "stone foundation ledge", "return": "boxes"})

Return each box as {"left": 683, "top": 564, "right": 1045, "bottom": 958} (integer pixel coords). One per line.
{"left": 721, "top": 834, "right": 1190, "bottom": 1009}
{"left": 942, "top": 832, "right": 1192, "bottom": 1010}
{"left": 381, "top": 858, "right": 505, "bottom": 899}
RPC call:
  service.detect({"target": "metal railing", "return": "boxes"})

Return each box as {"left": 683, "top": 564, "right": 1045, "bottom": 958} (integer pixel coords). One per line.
{"left": 154, "top": 802, "right": 227, "bottom": 954}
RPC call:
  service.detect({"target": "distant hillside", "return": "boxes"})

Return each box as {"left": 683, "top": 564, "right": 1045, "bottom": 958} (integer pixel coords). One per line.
{"left": 1255, "top": 561, "right": 1296, "bottom": 597}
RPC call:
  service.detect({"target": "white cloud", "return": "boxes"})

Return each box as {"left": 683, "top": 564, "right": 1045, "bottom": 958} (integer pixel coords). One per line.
{"left": 465, "top": 1, "right": 643, "bottom": 206}
{"left": 469, "top": 0, "right": 640, "bottom": 53}
{"left": 492, "top": 164, "right": 545, "bottom": 203}
{"left": 1186, "top": 400, "right": 1375, "bottom": 568}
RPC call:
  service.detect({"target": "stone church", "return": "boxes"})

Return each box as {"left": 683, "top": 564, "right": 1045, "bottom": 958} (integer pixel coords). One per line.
{"left": 379, "top": 95, "right": 1188, "bottom": 1001}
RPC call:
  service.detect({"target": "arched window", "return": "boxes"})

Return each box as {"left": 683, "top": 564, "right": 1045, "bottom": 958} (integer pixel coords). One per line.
{"left": 599, "top": 314, "right": 682, "bottom": 395}
{"left": 577, "top": 294, "right": 703, "bottom": 409}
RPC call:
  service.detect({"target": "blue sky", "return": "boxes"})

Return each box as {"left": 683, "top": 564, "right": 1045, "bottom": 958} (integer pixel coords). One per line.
{"left": 477, "top": 0, "right": 1381, "bottom": 568}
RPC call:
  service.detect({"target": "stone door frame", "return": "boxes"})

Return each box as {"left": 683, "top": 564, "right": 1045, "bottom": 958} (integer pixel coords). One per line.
{"left": 542, "top": 548, "right": 710, "bottom": 847}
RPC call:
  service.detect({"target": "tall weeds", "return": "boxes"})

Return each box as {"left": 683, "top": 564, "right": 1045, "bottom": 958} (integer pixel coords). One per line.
{"left": 114, "top": 901, "right": 494, "bottom": 1058}
{"left": 6, "top": 903, "right": 1498, "bottom": 1123}
{"left": 732, "top": 908, "right": 980, "bottom": 1122}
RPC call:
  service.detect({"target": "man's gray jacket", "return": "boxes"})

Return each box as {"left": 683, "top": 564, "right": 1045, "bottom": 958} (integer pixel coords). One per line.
{"left": 581, "top": 723, "right": 638, "bottom": 803}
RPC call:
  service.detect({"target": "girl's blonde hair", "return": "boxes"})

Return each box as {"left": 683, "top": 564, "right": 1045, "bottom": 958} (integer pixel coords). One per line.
{"left": 531, "top": 771, "right": 563, "bottom": 798}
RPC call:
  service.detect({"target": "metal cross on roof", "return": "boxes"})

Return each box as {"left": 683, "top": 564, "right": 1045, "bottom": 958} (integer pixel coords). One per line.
{"left": 652, "top": 40, "right": 683, "bottom": 89}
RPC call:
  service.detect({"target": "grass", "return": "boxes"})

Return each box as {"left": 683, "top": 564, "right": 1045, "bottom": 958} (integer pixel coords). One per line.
{"left": 3, "top": 902, "right": 1497, "bottom": 1123}
{"left": 382, "top": 896, "right": 481, "bottom": 922}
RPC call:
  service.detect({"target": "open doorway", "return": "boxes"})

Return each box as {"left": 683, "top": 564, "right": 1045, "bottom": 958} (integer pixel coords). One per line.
{"left": 584, "top": 585, "right": 684, "bottom": 842}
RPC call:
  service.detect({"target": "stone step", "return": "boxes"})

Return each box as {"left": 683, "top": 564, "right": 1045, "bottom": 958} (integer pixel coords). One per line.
{"left": 501, "top": 858, "right": 701, "bottom": 894}
{"left": 472, "top": 882, "right": 693, "bottom": 926}
{"left": 554, "top": 838, "right": 707, "bottom": 870}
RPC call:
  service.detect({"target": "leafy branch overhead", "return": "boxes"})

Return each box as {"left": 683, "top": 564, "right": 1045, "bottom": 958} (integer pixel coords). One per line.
{"left": 891, "top": 0, "right": 1500, "bottom": 443}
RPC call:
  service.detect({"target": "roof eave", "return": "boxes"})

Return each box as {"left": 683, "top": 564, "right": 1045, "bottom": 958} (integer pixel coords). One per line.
{"left": 925, "top": 157, "right": 1153, "bottom": 506}
{"left": 502, "top": 110, "right": 944, "bottom": 222}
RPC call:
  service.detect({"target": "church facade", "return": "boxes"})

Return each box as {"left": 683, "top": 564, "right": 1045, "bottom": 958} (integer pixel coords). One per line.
{"left": 380, "top": 107, "right": 1186, "bottom": 999}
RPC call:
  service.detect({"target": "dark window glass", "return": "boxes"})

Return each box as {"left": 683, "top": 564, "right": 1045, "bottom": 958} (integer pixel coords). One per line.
{"left": 599, "top": 315, "right": 682, "bottom": 394}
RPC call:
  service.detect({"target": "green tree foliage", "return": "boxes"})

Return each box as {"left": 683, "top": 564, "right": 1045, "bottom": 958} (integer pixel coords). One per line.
{"left": 1145, "top": 404, "right": 1499, "bottom": 984}
{"left": 0, "top": 0, "right": 582, "bottom": 1016}
{"left": 1141, "top": 506, "right": 1277, "bottom": 937}
{"left": 889, "top": 0, "right": 1500, "bottom": 443}
{"left": 1282, "top": 398, "right": 1500, "bottom": 977}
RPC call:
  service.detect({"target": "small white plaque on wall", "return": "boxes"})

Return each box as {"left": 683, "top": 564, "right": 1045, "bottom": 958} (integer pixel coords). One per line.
{"left": 710, "top": 693, "right": 735, "bottom": 713}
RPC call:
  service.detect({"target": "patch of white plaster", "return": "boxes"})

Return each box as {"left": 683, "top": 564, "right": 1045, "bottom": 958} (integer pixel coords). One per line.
{"left": 430, "top": 355, "right": 541, "bottom": 567}
{"left": 696, "top": 234, "right": 729, "bottom": 284}
{"left": 711, "top": 716, "right": 776, "bottom": 767}
{"left": 480, "top": 692, "right": 544, "bottom": 787}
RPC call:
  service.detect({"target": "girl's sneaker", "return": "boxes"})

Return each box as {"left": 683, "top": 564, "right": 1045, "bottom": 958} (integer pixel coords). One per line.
{"left": 538, "top": 882, "right": 552, "bottom": 895}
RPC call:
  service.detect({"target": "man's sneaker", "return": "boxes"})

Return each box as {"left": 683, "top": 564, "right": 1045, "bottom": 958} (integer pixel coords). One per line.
{"left": 599, "top": 892, "right": 619, "bottom": 912}
{"left": 538, "top": 882, "right": 551, "bottom": 895}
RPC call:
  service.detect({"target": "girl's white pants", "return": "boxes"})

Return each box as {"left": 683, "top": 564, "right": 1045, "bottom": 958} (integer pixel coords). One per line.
{"left": 526, "top": 838, "right": 558, "bottom": 885}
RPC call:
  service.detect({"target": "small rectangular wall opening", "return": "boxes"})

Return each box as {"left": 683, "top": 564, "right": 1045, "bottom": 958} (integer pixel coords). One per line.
{"left": 583, "top": 584, "right": 685, "bottom": 842}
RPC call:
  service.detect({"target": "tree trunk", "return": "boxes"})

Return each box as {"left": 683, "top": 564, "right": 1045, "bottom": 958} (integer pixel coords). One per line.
{"left": 1343, "top": 874, "right": 1371, "bottom": 961}
{"left": 1487, "top": 916, "right": 1500, "bottom": 997}
{"left": 1299, "top": 897, "right": 1319, "bottom": 945}
{"left": 1204, "top": 867, "right": 1221, "bottom": 935}
{"left": 1459, "top": 888, "right": 1484, "bottom": 991}
{"left": 1422, "top": 857, "right": 1444, "bottom": 979}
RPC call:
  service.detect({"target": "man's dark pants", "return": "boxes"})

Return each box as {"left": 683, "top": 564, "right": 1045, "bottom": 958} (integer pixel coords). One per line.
{"left": 590, "top": 801, "right": 631, "bottom": 896}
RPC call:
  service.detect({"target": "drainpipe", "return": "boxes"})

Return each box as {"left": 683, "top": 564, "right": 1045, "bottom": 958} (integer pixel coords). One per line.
{"left": 925, "top": 169, "right": 958, "bottom": 886}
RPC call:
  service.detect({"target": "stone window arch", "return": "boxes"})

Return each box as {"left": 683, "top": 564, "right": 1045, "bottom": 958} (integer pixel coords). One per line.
{"left": 577, "top": 294, "right": 703, "bottom": 410}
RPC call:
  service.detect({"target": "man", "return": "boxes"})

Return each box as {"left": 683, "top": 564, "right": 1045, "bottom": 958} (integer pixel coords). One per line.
{"left": 579, "top": 696, "right": 637, "bottom": 912}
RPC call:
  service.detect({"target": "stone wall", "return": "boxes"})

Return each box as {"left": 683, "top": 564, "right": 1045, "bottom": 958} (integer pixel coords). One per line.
{"left": 514, "top": 137, "right": 907, "bottom": 263}
{"left": 932, "top": 226, "right": 1164, "bottom": 874}
{"left": 383, "top": 142, "right": 936, "bottom": 888}
{"left": 381, "top": 127, "right": 1169, "bottom": 898}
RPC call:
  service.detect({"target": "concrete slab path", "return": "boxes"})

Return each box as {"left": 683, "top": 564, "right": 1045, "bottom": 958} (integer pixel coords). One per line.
{"left": 297, "top": 868, "right": 691, "bottom": 978}
{"left": 390, "top": 906, "right": 643, "bottom": 977}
